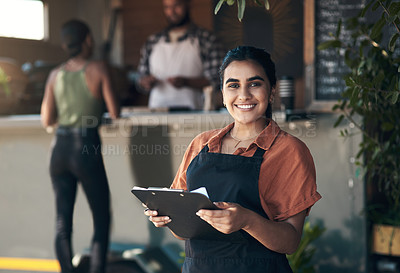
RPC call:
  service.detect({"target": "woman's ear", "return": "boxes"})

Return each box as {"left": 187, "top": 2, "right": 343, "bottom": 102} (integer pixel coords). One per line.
{"left": 269, "top": 87, "right": 276, "bottom": 104}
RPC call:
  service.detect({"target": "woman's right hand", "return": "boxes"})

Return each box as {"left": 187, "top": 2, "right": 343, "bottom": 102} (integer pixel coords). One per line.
{"left": 144, "top": 209, "right": 171, "bottom": 227}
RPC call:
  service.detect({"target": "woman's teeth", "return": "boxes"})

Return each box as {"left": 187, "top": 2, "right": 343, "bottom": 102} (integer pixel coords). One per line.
{"left": 236, "top": 104, "right": 255, "bottom": 109}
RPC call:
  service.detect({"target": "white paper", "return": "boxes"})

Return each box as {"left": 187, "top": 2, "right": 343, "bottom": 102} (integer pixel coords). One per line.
{"left": 190, "top": 187, "right": 210, "bottom": 198}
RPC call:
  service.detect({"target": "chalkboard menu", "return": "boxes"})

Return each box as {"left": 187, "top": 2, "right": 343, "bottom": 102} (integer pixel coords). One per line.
{"left": 315, "top": 0, "right": 365, "bottom": 100}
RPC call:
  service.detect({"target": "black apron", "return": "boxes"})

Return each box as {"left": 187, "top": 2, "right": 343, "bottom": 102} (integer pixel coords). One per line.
{"left": 183, "top": 144, "right": 293, "bottom": 273}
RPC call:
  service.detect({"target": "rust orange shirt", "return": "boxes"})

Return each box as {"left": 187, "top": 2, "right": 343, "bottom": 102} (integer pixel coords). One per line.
{"left": 171, "top": 119, "right": 321, "bottom": 221}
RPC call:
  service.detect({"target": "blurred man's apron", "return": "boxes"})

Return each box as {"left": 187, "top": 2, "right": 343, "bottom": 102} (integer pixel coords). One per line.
{"left": 149, "top": 36, "right": 204, "bottom": 110}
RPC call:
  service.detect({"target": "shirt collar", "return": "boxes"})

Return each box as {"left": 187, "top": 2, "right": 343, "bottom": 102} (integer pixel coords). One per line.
{"left": 205, "top": 119, "right": 282, "bottom": 153}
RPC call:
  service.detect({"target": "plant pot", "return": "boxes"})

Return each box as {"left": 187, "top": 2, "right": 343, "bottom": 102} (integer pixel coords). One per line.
{"left": 372, "top": 224, "right": 400, "bottom": 256}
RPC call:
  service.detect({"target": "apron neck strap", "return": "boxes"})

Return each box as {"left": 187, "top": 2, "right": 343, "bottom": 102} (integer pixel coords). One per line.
{"left": 252, "top": 147, "right": 266, "bottom": 158}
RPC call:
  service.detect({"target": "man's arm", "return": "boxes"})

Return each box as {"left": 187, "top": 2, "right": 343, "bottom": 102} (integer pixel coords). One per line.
{"left": 167, "top": 76, "right": 209, "bottom": 90}
{"left": 137, "top": 38, "right": 159, "bottom": 92}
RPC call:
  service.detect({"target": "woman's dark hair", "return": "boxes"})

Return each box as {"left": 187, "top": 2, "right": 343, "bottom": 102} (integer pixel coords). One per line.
{"left": 219, "top": 46, "right": 276, "bottom": 119}
{"left": 61, "top": 19, "right": 91, "bottom": 58}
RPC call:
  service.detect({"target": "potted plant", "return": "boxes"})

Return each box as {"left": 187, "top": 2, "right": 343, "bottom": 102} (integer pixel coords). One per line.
{"left": 318, "top": 0, "right": 400, "bottom": 258}
{"left": 287, "top": 220, "right": 326, "bottom": 273}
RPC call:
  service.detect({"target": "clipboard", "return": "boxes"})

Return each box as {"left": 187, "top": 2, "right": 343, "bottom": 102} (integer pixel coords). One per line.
{"left": 131, "top": 187, "right": 226, "bottom": 239}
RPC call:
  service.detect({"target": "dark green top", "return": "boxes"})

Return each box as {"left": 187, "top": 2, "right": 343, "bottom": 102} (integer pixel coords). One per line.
{"left": 54, "top": 63, "right": 104, "bottom": 128}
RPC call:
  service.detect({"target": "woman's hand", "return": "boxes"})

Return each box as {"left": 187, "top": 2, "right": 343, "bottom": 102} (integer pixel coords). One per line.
{"left": 144, "top": 209, "right": 171, "bottom": 227}
{"left": 197, "top": 202, "right": 307, "bottom": 254}
{"left": 196, "top": 202, "right": 251, "bottom": 234}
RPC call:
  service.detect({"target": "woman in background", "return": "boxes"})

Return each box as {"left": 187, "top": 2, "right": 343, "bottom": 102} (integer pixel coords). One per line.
{"left": 41, "top": 19, "right": 119, "bottom": 273}
{"left": 145, "top": 46, "right": 321, "bottom": 272}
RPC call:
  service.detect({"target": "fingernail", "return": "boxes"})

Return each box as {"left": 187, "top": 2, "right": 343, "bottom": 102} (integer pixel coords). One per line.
{"left": 164, "top": 216, "right": 170, "bottom": 221}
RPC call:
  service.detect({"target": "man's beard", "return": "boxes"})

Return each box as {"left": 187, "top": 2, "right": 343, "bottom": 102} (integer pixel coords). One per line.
{"left": 167, "top": 12, "right": 190, "bottom": 29}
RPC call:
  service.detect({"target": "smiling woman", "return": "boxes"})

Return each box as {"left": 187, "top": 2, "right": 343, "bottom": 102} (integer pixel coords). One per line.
{"left": 145, "top": 46, "right": 321, "bottom": 273}
{"left": 0, "top": 0, "right": 45, "bottom": 40}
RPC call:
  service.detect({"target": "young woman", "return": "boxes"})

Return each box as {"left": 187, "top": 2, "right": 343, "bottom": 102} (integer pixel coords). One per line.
{"left": 41, "top": 20, "right": 120, "bottom": 273}
{"left": 145, "top": 46, "right": 321, "bottom": 272}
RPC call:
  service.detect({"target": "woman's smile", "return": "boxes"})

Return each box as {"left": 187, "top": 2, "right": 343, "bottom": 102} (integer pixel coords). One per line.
{"left": 235, "top": 103, "right": 256, "bottom": 110}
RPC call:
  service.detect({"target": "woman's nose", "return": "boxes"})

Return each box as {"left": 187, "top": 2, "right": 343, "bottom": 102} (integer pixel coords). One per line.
{"left": 238, "top": 87, "right": 252, "bottom": 100}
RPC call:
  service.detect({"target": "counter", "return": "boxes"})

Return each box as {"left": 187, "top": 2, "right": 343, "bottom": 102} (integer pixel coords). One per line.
{"left": 0, "top": 110, "right": 366, "bottom": 272}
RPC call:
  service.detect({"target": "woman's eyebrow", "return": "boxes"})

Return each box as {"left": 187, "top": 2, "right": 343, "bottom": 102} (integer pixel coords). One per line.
{"left": 248, "top": 76, "right": 265, "bottom": 82}
{"left": 225, "top": 78, "right": 239, "bottom": 84}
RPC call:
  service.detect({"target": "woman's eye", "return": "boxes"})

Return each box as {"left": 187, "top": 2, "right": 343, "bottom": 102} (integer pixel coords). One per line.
{"left": 228, "top": 83, "right": 239, "bottom": 89}
{"left": 250, "top": 82, "right": 261, "bottom": 87}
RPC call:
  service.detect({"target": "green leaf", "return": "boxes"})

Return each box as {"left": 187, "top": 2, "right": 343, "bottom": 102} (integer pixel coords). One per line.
{"left": 373, "top": 71, "right": 385, "bottom": 87}
{"left": 371, "top": 16, "right": 387, "bottom": 40}
{"left": 227, "top": 0, "right": 235, "bottom": 5}
{"left": 389, "top": 33, "right": 399, "bottom": 52}
{"left": 372, "top": 1, "right": 380, "bottom": 11}
{"left": 350, "top": 86, "right": 360, "bottom": 105}
{"left": 361, "top": 0, "right": 375, "bottom": 17}
{"left": 0, "top": 82, "right": 10, "bottom": 96}
{"left": 345, "top": 76, "right": 356, "bottom": 86}
{"left": 336, "top": 19, "right": 342, "bottom": 38}
{"left": 386, "top": 15, "right": 397, "bottom": 23}
{"left": 214, "top": 0, "right": 225, "bottom": 15}
{"left": 237, "top": 0, "right": 246, "bottom": 21}
{"left": 254, "top": 0, "right": 263, "bottom": 6}
{"left": 332, "top": 104, "right": 340, "bottom": 111}
{"left": 265, "top": 0, "right": 270, "bottom": 10}
{"left": 0, "top": 68, "right": 11, "bottom": 96}
{"left": 389, "top": 2, "right": 400, "bottom": 16}
{"left": 372, "top": 147, "right": 380, "bottom": 161}
{"left": 391, "top": 91, "right": 399, "bottom": 104}
{"left": 381, "top": 122, "right": 394, "bottom": 131}
{"left": 317, "top": 40, "right": 342, "bottom": 50}
{"left": 334, "top": 114, "right": 345, "bottom": 128}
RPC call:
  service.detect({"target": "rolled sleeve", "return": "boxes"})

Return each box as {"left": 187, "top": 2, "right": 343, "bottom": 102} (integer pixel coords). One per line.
{"left": 259, "top": 133, "right": 322, "bottom": 221}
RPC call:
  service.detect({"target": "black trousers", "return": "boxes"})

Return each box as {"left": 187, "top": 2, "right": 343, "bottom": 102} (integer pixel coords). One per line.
{"left": 50, "top": 128, "right": 110, "bottom": 273}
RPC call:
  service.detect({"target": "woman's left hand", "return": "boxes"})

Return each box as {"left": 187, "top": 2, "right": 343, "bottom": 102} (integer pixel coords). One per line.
{"left": 196, "top": 202, "right": 251, "bottom": 234}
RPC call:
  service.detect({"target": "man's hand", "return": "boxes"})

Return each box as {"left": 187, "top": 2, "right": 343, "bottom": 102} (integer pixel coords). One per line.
{"left": 139, "top": 75, "right": 159, "bottom": 92}
{"left": 167, "top": 76, "right": 186, "bottom": 88}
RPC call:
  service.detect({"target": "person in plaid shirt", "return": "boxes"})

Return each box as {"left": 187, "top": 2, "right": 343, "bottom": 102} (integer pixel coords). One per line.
{"left": 137, "top": 0, "right": 225, "bottom": 110}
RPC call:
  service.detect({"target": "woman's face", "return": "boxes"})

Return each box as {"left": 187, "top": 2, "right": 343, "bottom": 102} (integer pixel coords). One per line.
{"left": 222, "top": 60, "right": 275, "bottom": 127}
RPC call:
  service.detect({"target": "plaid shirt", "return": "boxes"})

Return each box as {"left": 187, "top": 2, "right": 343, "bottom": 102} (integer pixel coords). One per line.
{"left": 137, "top": 24, "right": 225, "bottom": 91}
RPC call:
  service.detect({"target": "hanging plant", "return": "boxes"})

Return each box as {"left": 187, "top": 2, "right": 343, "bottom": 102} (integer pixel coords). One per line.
{"left": 214, "top": 0, "right": 270, "bottom": 21}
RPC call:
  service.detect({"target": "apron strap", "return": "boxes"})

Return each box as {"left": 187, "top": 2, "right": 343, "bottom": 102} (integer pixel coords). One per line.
{"left": 253, "top": 147, "right": 266, "bottom": 158}
{"left": 200, "top": 144, "right": 210, "bottom": 153}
